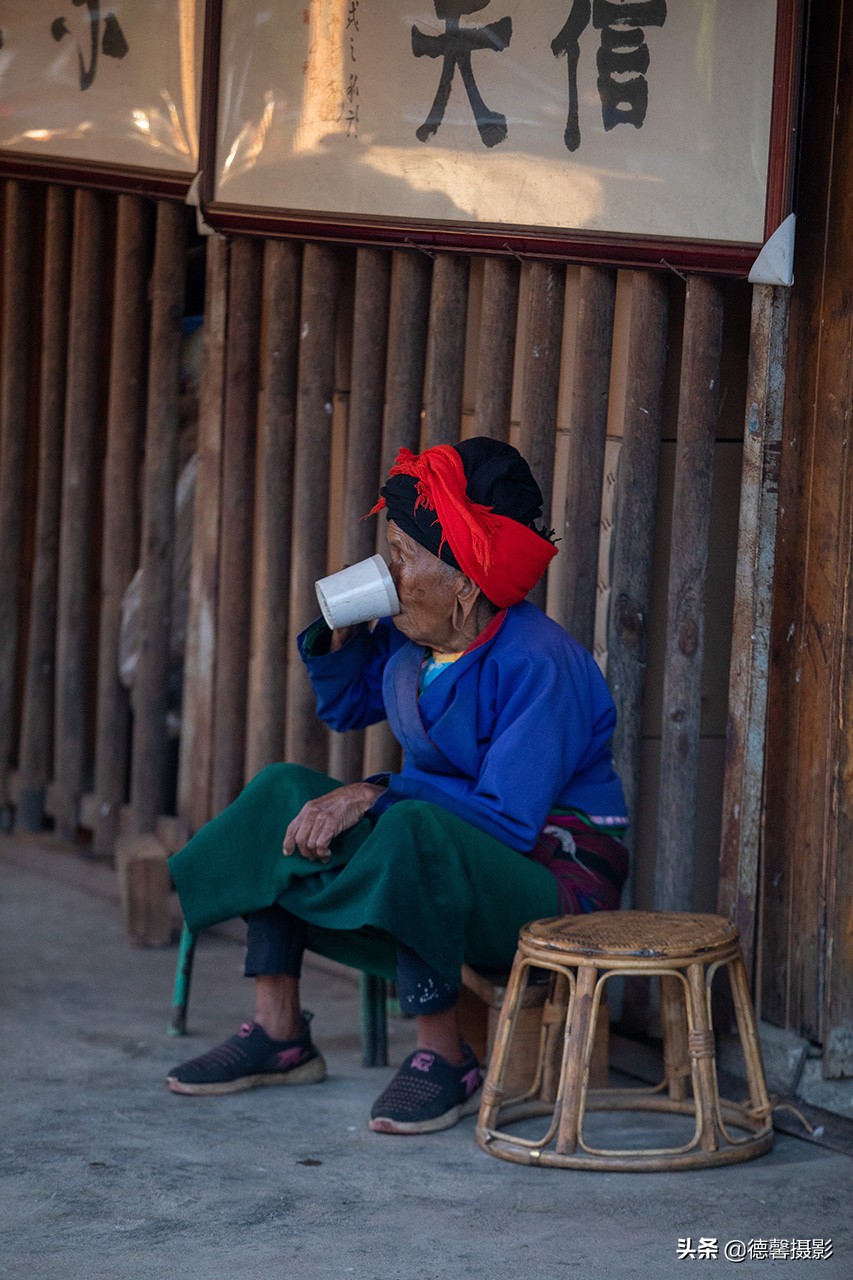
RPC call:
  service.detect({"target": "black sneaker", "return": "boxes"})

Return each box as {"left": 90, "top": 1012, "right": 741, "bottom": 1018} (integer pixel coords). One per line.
{"left": 166, "top": 1013, "right": 326, "bottom": 1096}
{"left": 369, "top": 1045, "right": 483, "bottom": 1134}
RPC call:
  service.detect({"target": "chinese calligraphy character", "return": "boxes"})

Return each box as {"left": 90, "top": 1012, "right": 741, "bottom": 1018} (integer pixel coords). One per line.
{"left": 343, "top": 0, "right": 360, "bottom": 137}
{"left": 412, "top": 1, "right": 513, "bottom": 148}
{"left": 811, "top": 1239, "right": 833, "bottom": 1260}
{"left": 696, "top": 1239, "right": 718, "bottom": 1260}
{"left": 51, "top": 1, "right": 129, "bottom": 92}
{"left": 552, "top": 0, "right": 666, "bottom": 152}
{"left": 675, "top": 1239, "right": 696, "bottom": 1260}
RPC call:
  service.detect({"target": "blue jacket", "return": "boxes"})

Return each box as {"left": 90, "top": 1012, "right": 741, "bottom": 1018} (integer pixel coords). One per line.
{"left": 298, "top": 602, "right": 626, "bottom": 853}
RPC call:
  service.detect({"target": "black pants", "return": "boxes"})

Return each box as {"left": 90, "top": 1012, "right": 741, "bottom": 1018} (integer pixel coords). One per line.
{"left": 244, "top": 904, "right": 459, "bottom": 1016}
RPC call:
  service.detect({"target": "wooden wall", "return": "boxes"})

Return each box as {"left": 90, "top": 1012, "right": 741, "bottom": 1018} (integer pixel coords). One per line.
{"left": 762, "top": 0, "right": 853, "bottom": 1076}
{"left": 0, "top": 178, "right": 779, "bottom": 1023}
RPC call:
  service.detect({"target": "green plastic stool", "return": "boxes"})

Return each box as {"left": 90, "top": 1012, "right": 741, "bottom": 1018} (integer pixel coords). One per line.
{"left": 169, "top": 921, "right": 389, "bottom": 1067}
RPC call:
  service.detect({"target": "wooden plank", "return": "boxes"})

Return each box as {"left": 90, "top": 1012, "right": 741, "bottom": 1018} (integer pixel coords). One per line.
{"left": 177, "top": 234, "right": 230, "bottom": 832}
{"left": 518, "top": 260, "right": 566, "bottom": 610}
{"left": 0, "top": 181, "right": 35, "bottom": 814}
{"left": 379, "top": 250, "right": 431, "bottom": 473}
{"left": 475, "top": 257, "right": 519, "bottom": 441}
{"left": 606, "top": 270, "right": 670, "bottom": 864}
{"left": 53, "top": 188, "right": 107, "bottom": 838}
{"left": 761, "top": 0, "right": 843, "bottom": 1040}
{"left": 90, "top": 195, "right": 152, "bottom": 852}
{"left": 244, "top": 240, "right": 301, "bottom": 781}
{"left": 285, "top": 244, "right": 341, "bottom": 771}
{"left": 209, "top": 236, "right": 264, "bottom": 814}
{"left": 421, "top": 253, "right": 469, "bottom": 448}
{"left": 129, "top": 201, "right": 188, "bottom": 834}
{"left": 330, "top": 247, "right": 392, "bottom": 785}
{"left": 364, "top": 250, "right": 431, "bottom": 778}
{"left": 654, "top": 275, "right": 725, "bottom": 912}
{"left": 717, "top": 285, "right": 790, "bottom": 982}
{"left": 14, "top": 187, "right": 73, "bottom": 831}
{"left": 553, "top": 266, "right": 617, "bottom": 647}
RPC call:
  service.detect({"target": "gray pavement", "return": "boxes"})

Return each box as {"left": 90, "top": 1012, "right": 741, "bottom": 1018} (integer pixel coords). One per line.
{"left": 1, "top": 835, "right": 851, "bottom": 1280}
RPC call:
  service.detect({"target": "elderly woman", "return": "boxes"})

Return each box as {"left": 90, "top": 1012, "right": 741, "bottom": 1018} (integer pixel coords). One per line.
{"left": 167, "top": 437, "right": 627, "bottom": 1134}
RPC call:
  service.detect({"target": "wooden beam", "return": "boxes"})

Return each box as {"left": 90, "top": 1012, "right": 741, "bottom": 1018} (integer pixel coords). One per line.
{"left": 422, "top": 253, "right": 469, "bottom": 448}
{"left": 717, "top": 284, "right": 790, "bottom": 981}
{"left": 554, "top": 266, "right": 617, "bottom": 647}
{"left": 129, "top": 200, "right": 188, "bottom": 834}
{"left": 91, "top": 195, "right": 152, "bottom": 852}
{"left": 654, "top": 275, "right": 725, "bottom": 913}
{"left": 0, "top": 181, "right": 35, "bottom": 814}
{"left": 285, "top": 244, "right": 340, "bottom": 771}
{"left": 330, "top": 247, "right": 392, "bottom": 785}
{"left": 364, "top": 250, "right": 431, "bottom": 778}
{"left": 177, "top": 234, "right": 230, "bottom": 832}
{"left": 244, "top": 240, "right": 301, "bottom": 781}
{"left": 15, "top": 186, "right": 73, "bottom": 831}
{"left": 53, "top": 188, "right": 107, "bottom": 838}
{"left": 518, "top": 261, "right": 566, "bottom": 611}
{"left": 607, "top": 271, "right": 670, "bottom": 865}
{"left": 210, "top": 235, "right": 264, "bottom": 814}
{"left": 475, "top": 257, "right": 519, "bottom": 442}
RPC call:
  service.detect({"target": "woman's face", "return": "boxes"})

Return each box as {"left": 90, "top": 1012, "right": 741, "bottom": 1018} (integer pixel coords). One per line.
{"left": 386, "top": 521, "right": 461, "bottom": 650}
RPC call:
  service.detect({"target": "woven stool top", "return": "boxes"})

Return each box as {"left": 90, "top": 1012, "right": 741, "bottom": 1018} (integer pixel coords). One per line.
{"left": 521, "top": 911, "right": 739, "bottom": 959}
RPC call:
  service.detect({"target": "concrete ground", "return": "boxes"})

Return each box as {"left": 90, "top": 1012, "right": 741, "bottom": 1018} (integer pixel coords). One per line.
{"left": 2, "top": 835, "right": 851, "bottom": 1280}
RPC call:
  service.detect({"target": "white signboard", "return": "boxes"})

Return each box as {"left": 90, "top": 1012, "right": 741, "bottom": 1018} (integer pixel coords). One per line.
{"left": 0, "top": 1, "right": 203, "bottom": 192}
{"left": 206, "top": 0, "right": 798, "bottom": 267}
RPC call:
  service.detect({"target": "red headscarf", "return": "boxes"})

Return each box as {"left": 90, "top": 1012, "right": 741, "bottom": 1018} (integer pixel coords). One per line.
{"left": 368, "top": 444, "right": 557, "bottom": 608}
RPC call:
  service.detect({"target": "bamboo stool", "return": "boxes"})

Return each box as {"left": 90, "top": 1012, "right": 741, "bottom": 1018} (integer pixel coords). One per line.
{"left": 476, "top": 911, "right": 774, "bottom": 1171}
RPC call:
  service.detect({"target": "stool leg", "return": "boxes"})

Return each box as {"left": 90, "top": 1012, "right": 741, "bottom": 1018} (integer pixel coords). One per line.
{"left": 169, "top": 923, "right": 198, "bottom": 1036}
{"left": 727, "top": 955, "right": 772, "bottom": 1124}
{"left": 555, "top": 965, "right": 598, "bottom": 1156}
{"left": 541, "top": 973, "right": 571, "bottom": 1103}
{"left": 360, "top": 974, "right": 388, "bottom": 1068}
{"left": 661, "top": 973, "right": 690, "bottom": 1101}
{"left": 685, "top": 961, "right": 719, "bottom": 1153}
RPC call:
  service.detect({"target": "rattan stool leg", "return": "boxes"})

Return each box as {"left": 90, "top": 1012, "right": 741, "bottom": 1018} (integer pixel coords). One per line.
{"left": 555, "top": 965, "right": 598, "bottom": 1156}
{"left": 727, "top": 953, "right": 772, "bottom": 1124}
{"left": 685, "top": 961, "right": 719, "bottom": 1153}
{"left": 478, "top": 948, "right": 529, "bottom": 1124}
{"left": 660, "top": 973, "right": 690, "bottom": 1101}
{"left": 541, "top": 972, "right": 571, "bottom": 1103}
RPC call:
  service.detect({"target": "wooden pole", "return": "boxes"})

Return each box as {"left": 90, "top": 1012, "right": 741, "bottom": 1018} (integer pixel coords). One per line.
{"left": 475, "top": 257, "right": 520, "bottom": 442}
{"left": 518, "top": 261, "right": 566, "bottom": 610}
{"left": 15, "top": 188, "right": 72, "bottom": 831}
{"left": 91, "top": 195, "right": 152, "bottom": 851}
{"left": 209, "top": 236, "right": 263, "bottom": 814}
{"left": 330, "top": 247, "right": 392, "bottom": 784}
{"left": 364, "top": 250, "right": 432, "bottom": 778}
{"left": 655, "top": 275, "right": 725, "bottom": 913}
{"left": 53, "top": 188, "right": 107, "bottom": 838}
{"left": 607, "top": 271, "right": 670, "bottom": 866}
{"left": 421, "top": 253, "right": 469, "bottom": 448}
{"left": 285, "top": 244, "right": 340, "bottom": 771}
{"left": 177, "top": 234, "right": 229, "bottom": 832}
{"left": 0, "top": 181, "right": 34, "bottom": 815}
{"left": 379, "top": 250, "right": 431, "bottom": 474}
{"left": 717, "top": 286, "right": 790, "bottom": 977}
{"left": 244, "top": 240, "right": 301, "bottom": 781}
{"left": 129, "top": 200, "right": 188, "bottom": 834}
{"left": 554, "top": 266, "right": 617, "bottom": 647}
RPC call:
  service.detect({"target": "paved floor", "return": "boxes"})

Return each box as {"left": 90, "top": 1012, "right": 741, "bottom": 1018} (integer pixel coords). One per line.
{"left": 1, "top": 835, "right": 851, "bottom": 1280}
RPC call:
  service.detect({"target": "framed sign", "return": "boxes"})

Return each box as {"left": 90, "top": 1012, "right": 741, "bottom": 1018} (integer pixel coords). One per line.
{"left": 0, "top": 1, "right": 204, "bottom": 196}
{"left": 201, "top": 0, "right": 802, "bottom": 272}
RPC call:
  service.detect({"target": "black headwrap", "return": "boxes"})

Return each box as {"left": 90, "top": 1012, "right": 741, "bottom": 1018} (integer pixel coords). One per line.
{"left": 379, "top": 437, "right": 549, "bottom": 569}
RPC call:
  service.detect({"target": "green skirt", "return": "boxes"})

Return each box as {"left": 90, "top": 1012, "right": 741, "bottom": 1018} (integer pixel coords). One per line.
{"left": 168, "top": 764, "right": 559, "bottom": 986}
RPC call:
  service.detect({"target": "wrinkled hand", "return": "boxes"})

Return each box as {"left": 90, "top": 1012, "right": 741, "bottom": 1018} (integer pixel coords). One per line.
{"left": 282, "top": 781, "right": 384, "bottom": 863}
